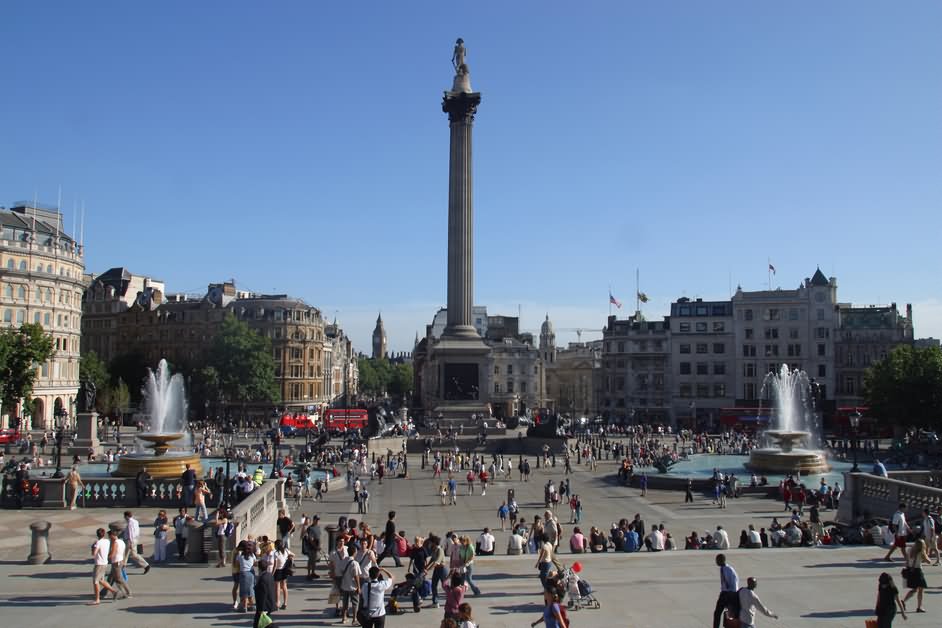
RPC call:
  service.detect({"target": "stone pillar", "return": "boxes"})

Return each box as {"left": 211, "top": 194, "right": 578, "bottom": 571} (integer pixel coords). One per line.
{"left": 28, "top": 521, "right": 52, "bottom": 564}
{"left": 442, "top": 87, "right": 482, "bottom": 339}
{"left": 186, "top": 520, "right": 206, "bottom": 563}
{"left": 68, "top": 412, "right": 100, "bottom": 457}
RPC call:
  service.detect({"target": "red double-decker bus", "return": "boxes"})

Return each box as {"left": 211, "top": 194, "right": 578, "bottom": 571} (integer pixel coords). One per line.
{"left": 324, "top": 408, "right": 369, "bottom": 432}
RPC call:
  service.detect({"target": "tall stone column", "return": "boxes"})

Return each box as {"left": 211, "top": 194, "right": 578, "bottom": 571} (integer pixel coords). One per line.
{"left": 442, "top": 79, "right": 481, "bottom": 339}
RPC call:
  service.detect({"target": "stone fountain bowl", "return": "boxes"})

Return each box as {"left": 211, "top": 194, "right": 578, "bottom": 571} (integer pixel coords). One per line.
{"left": 137, "top": 432, "right": 185, "bottom": 456}
{"left": 763, "top": 430, "right": 811, "bottom": 452}
{"left": 747, "top": 430, "right": 830, "bottom": 474}
{"left": 113, "top": 432, "right": 201, "bottom": 479}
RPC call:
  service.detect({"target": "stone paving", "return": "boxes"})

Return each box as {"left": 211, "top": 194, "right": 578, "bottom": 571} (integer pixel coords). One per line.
{"left": 0, "top": 450, "right": 937, "bottom": 627}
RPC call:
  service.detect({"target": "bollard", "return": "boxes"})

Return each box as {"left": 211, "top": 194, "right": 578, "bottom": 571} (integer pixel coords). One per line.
{"left": 186, "top": 519, "right": 206, "bottom": 562}
{"left": 325, "top": 524, "right": 338, "bottom": 552}
{"left": 28, "top": 521, "right": 52, "bottom": 564}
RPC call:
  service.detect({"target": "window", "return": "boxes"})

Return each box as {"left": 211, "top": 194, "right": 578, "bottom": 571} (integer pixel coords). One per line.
{"left": 788, "top": 308, "right": 799, "bottom": 321}
{"left": 520, "top": 382, "right": 527, "bottom": 393}
{"left": 765, "top": 308, "right": 780, "bottom": 321}
{"left": 713, "top": 343, "right": 725, "bottom": 354}
{"left": 844, "top": 377, "right": 855, "bottom": 394}
{"left": 679, "top": 322, "right": 691, "bottom": 333}
{"left": 744, "top": 309, "right": 754, "bottom": 321}
{"left": 695, "top": 305, "right": 708, "bottom": 316}
{"left": 744, "top": 363, "right": 756, "bottom": 377}
{"left": 2, "top": 285, "right": 10, "bottom": 298}
{"left": 494, "top": 382, "right": 500, "bottom": 394}
{"left": 696, "top": 384, "right": 710, "bottom": 397}
{"left": 745, "top": 328, "right": 754, "bottom": 340}
{"left": 18, "top": 260, "right": 26, "bottom": 271}
{"left": 712, "top": 305, "right": 727, "bottom": 316}
{"left": 493, "top": 365, "right": 499, "bottom": 375}
{"left": 742, "top": 344, "right": 756, "bottom": 357}
{"left": 5, "top": 260, "right": 12, "bottom": 270}
{"left": 818, "top": 364, "right": 826, "bottom": 377}
{"left": 817, "top": 308, "right": 825, "bottom": 321}
{"left": 789, "top": 328, "right": 800, "bottom": 339}
{"left": 787, "top": 344, "right": 802, "bottom": 357}
{"left": 43, "top": 312, "right": 50, "bottom": 325}
{"left": 714, "top": 384, "right": 726, "bottom": 398}
{"left": 679, "top": 362, "right": 691, "bottom": 375}
{"left": 615, "top": 376, "right": 625, "bottom": 391}
{"left": 817, "top": 343, "right": 826, "bottom": 357}
{"left": 679, "top": 344, "right": 691, "bottom": 354}
{"left": 815, "top": 291, "right": 825, "bottom": 302}
{"left": 713, "top": 322, "right": 725, "bottom": 332}
{"left": 764, "top": 328, "right": 779, "bottom": 339}
{"left": 816, "top": 327, "right": 829, "bottom": 339}
{"left": 744, "top": 383, "right": 757, "bottom": 399}
{"left": 695, "top": 322, "right": 707, "bottom": 332}
{"left": 16, "top": 285, "right": 25, "bottom": 299}
{"left": 274, "top": 348, "right": 283, "bottom": 360}
{"left": 696, "top": 362, "right": 708, "bottom": 375}
{"left": 679, "top": 306, "right": 691, "bottom": 316}
{"left": 46, "top": 264, "right": 52, "bottom": 273}
{"left": 33, "top": 312, "right": 40, "bottom": 324}
{"left": 714, "top": 362, "right": 726, "bottom": 375}
{"left": 764, "top": 344, "right": 779, "bottom": 357}
{"left": 507, "top": 364, "right": 513, "bottom": 375}
{"left": 696, "top": 343, "right": 708, "bottom": 354}
{"left": 679, "top": 384, "right": 692, "bottom": 397}
{"left": 506, "top": 380, "right": 514, "bottom": 393}
{"left": 617, "top": 341, "right": 625, "bottom": 353}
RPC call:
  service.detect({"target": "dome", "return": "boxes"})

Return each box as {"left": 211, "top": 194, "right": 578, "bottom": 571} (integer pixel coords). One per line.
{"left": 541, "top": 314, "right": 554, "bottom": 335}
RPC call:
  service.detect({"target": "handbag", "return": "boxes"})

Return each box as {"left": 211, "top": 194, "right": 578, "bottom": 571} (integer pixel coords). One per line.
{"left": 258, "top": 611, "right": 273, "bottom": 628}
{"left": 865, "top": 620, "right": 878, "bottom": 628}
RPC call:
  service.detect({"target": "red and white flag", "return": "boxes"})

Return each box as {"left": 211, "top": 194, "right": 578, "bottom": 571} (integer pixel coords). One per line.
{"left": 609, "top": 292, "right": 622, "bottom": 309}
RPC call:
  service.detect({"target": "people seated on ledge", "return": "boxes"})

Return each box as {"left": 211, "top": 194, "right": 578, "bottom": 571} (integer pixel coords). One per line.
{"left": 746, "top": 525, "right": 762, "bottom": 548}
{"left": 686, "top": 531, "right": 702, "bottom": 550}
{"left": 714, "top": 525, "right": 730, "bottom": 550}
{"left": 589, "top": 526, "right": 608, "bottom": 553}
{"left": 645, "top": 524, "right": 664, "bottom": 552}
{"left": 623, "top": 525, "right": 640, "bottom": 552}
{"left": 569, "top": 527, "right": 587, "bottom": 554}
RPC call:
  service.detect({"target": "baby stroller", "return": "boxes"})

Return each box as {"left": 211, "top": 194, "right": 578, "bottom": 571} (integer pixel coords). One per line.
{"left": 389, "top": 572, "right": 431, "bottom": 613}
{"left": 561, "top": 566, "right": 600, "bottom": 610}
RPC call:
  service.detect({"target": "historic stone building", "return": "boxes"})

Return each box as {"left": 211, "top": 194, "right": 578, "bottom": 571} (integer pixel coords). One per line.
{"left": 732, "top": 268, "right": 839, "bottom": 407}
{"left": 669, "top": 298, "right": 735, "bottom": 427}
{"left": 834, "top": 303, "right": 914, "bottom": 408}
{"left": 324, "top": 317, "right": 358, "bottom": 406}
{"left": 82, "top": 267, "right": 165, "bottom": 365}
{"left": 546, "top": 339, "right": 603, "bottom": 418}
{"left": 601, "top": 313, "right": 671, "bottom": 423}
{"left": 0, "top": 201, "right": 84, "bottom": 429}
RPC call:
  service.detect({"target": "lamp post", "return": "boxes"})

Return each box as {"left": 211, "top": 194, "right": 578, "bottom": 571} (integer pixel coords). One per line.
{"left": 221, "top": 421, "right": 235, "bottom": 512}
{"left": 51, "top": 406, "right": 67, "bottom": 479}
{"left": 849, "top": 410, "right": 861, "bottom": 472}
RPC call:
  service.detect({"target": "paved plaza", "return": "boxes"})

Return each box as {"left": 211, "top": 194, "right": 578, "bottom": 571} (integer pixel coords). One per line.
{"left": 0, "top": 452, "right": 937, "bottom": 627}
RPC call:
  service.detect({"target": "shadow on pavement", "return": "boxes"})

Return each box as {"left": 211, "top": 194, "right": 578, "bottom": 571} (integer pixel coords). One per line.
{"left": 489, "top": 601, "right": 539, "bottom": 615}
{"left": 804, "top": 559, "right": 891, "bottom": 569}
{"left": 802, "top": 609, "right": 872, "bottom": 618}
{"left": 0, "top": 595, "right": 91, "bottom": 607}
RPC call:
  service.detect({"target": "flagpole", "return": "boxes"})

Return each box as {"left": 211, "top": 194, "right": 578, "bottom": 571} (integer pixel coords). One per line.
{"left": 635, "top": 268, "right": 640, "bottom": 314}
{"left": 608, "top": 284, "right": 612, "bottom": 317}
{"left": 767, "top": 258, "right": 771, "bottom": 290}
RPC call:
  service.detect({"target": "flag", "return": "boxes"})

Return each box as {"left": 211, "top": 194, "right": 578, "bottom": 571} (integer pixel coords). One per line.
{"left": 768, "top": 263, "right": 776, "bottom": 274}
{"left": 609, "top": 292, "right": 622, "bottom": 309}
{"left": 637, "top": 291, "right": 649, "bottom": 303}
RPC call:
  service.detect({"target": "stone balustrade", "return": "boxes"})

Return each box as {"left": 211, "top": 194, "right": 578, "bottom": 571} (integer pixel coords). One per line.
{"left": 837, "top": 471, "right": 942, "bottom": 525}
{"left": 1, "top": 476, "right": 219, "bottom": 509}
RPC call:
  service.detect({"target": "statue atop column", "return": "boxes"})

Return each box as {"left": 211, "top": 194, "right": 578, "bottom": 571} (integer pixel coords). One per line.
{"left": 452, "top": 38, "right": 468, "bottom": 75}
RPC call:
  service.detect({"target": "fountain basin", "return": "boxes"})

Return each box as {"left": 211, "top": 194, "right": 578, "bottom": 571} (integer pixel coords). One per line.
{"left": 746, "top": 447, "right": 830, "bottom": 474}
{"left": 112, "top": 431, "right": 202, "bottom": 478}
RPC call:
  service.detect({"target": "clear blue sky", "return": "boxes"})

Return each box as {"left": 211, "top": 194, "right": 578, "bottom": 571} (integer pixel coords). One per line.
{"left": 2, "top": 1, "right": 940, "bottom": 352}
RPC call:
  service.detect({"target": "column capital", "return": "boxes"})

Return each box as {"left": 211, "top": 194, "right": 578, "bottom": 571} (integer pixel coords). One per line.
{"left": 443, "top": 91, "right": 482, "bottom": 124}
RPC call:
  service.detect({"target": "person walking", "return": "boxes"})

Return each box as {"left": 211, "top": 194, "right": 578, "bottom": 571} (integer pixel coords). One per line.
{"left": 122, "top": 511, "right": 150, "bottom": 573}
{"left": 276, "top": 508, "right": 295, "bottom": 550}
{"left": 377, "top": 511, "right": 402, "bottom": 567}
{"left": 65, "top": 465, "right": 84, "bottom": 510}
{"left": 236, "top": 541, "right": 257, "bottom": 612}
{"left": 108, "top": 529, "right": 132, "bottom": 599}
{"left": 89, "top": 528, "right": 118, "bottom": 605}
{"left": 874, "top": 571, "right": 907, "bottom": 627}
{"left": 685, "top": 479, "right": 694, "bottom": 504}
{"left": 272, "top": 539, "right": 294, "bottom": 610}
{"left": 884, "top": 503, "right": 910, "bottom": 561}
{"left": 737, "top": 577, "right": 777, "bottom": 627}
{"left": 448, "top": 475, "right": 458, "bottom": 506}
{"left": 531, "top": 588, "right": 568, "bottom": 628}
{"left": 901, "top": 538, "right": 929, "bottom": 613}
{"left": 359, "top": 566, "right": 394, "bottom": 628}
{"left": 459, "top": 535, "right": 481, "bottom": 596}
{"left": 338, "top": 544, "right": 363, "bottom": 625}
{"left": 253, "top": 558, "right": 277, "bottom": 628}
{"left": 302, "top": 514, "right": 322, "bottom": 579}
{"left": 920, "top": 507, "right": 938, "bottom": 565}
{"left": 428, "top": 535, "right": 447, "bottom": 609}
{"left": 712, "top": 553, "right": 739, "bottom": 628}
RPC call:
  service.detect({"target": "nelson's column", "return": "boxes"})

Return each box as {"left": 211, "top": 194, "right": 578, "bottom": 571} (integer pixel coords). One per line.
{"left": 425, "top": 38, "right": 492, "bottom": 422}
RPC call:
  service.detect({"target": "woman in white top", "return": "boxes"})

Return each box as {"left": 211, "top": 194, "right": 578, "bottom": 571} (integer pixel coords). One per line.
{"left": 272, "top": 539, "right": 295, "bottom": 610}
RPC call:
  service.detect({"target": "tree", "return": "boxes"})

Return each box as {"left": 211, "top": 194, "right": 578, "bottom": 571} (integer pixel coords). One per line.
{"left": 388, "top": 363, "right": 414, "bottom": 398}
{"left": 208, "top": 313, "right": 279, "bottom": 408}
{"left": 189, "top": 366, "right": 221, "bottom": 419}
{"left": 0, "top": 323, "right": 55, "bottom": 419}
{"left": 865, "top": 345, "right": 942, "bottom": 430}
{"left": 109, "top": 350, "right": 150, "bottom": 403}
{"left": 98, "top": 378, "right": 131, "bottom": 418}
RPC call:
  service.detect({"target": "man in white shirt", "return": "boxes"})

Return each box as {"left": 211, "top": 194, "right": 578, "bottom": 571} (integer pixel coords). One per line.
{"left": 359, "top": 566, "right": 394, "bottom": 627}
{"left": 91, "top": 528, "right": 117, "bottom": 604}
{"left": 122, "top": 511, "right": 150, "bottom": 573}
{"left": 747, "top": 525, "right": 762, "bottom": 548}
{"left": 338, "top": 546, "right": 363, "bottom": 625}
{"left": 507, "top": 530, "right": 525, "bottom": 555}
{"left": 738, "top": 577, "right": 778, "bottom": 627}
{"left": 645, "top": 525, "right": 665, "bottom": 552}
{"left": 714, "top": 525, "right": 730, "bottom": 550}
{"left": 477, "top": 527, "right": 496, "bottom": 556}
{"left": 108, "top": 529, "right": 132, "bottom": 599}
{"left": 922, "top": 508, "right": 940, "bottom": 565}
{"left": 884, "top": 503, "right": 910, "bottom": 561}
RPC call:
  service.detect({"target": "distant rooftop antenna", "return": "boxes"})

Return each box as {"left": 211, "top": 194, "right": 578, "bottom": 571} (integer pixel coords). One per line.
{"left": 80, "top": 201, "right": 85, "bottom": 248}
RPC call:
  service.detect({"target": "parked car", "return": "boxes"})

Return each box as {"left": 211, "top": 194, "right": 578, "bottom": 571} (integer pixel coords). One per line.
{"left": 0, "top": 428, "right": 21, "bottom": 444}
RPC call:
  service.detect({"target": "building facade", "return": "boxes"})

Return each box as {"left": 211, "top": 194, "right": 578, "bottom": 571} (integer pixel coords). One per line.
{"left": 546, "top": 340, "right": 603, "bottom": 418}
{"left": 82, "top": 267, "right": 165, "bottom": 365}
{"left": 669, "top": 298, "right": 735, "bottom": 427}
{"left": 834, "top": 303, "right": 914, "bottom": 408}
{"left": 0, "top": 202, "right": 84, "bottom": 429}
{"left": 601, "top": 313, "right": 671, "bottom": 423}
{"left": 732, "top": 269, "right": 839, "bottom": 407}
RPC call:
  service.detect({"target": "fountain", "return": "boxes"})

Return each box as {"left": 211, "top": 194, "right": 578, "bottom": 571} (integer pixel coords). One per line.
{"left": 113, "top": 359, "right": 202, "bottom": 479}
{"left": 746, "top": 364, "right": 830, "bottom": 474}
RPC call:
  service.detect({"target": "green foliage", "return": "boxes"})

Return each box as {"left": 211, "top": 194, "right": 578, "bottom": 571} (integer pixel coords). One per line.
{"left": 80, "top": 351, "right": 109, "bottom": 390}
{"left": 109, "top": 351, "right": 150, "bottom": 402}
{"left": 189, "top": 366, "right": 221, "bottom": 418}
{"left": 357, "top": 357, "right": 412, "bottom": 398}
{"left": 98, "top": 378, "right": 131, "bottom": 416}
{"left": 207, "top": 313, "right": 280, "bottom": 405}
{"left": 864, "top": 345, "right": 942, "bottom": 430}
{"left": 0, "top": 323, "right": 55, "bottom": 416}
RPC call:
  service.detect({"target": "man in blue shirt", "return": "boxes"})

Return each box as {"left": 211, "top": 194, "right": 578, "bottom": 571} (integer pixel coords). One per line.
{"left": 712, "top": 553, "right": 740, "bottom": 628}
{"left": 624, "top": 527, "right": 640, "bottom": 552}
